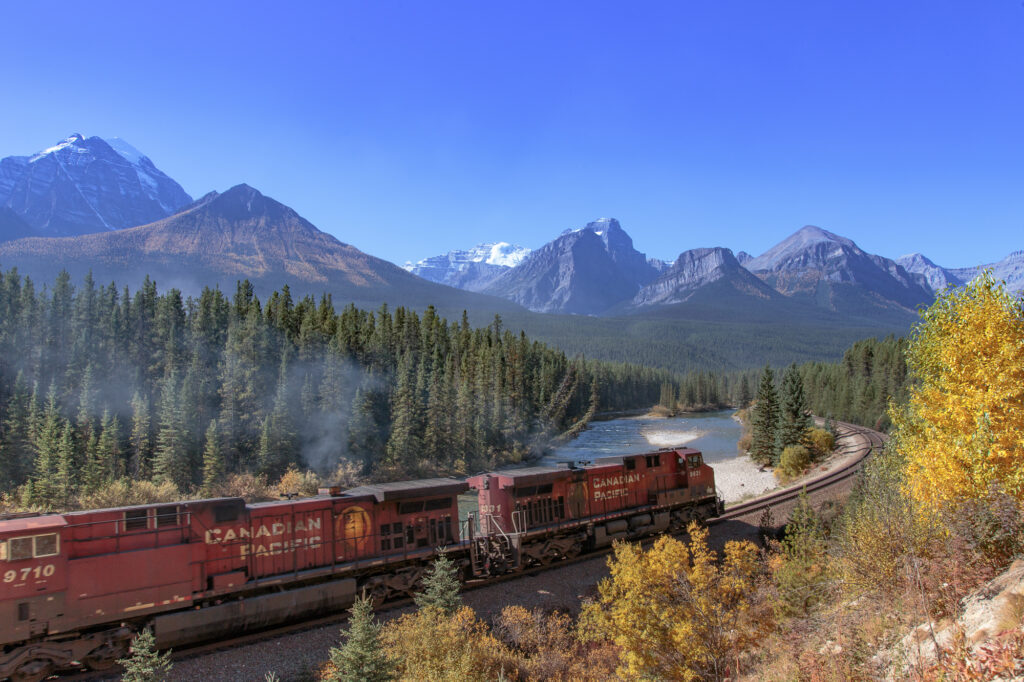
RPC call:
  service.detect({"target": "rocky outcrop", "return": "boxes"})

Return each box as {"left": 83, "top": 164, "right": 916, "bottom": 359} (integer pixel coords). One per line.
{"left": 633, "top": 247, "right": 777, "bottom": 306}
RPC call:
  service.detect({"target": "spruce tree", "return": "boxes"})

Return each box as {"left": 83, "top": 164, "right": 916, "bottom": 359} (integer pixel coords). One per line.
{"left": 326, "top": 594, "right": 393, "bottom": 682}
{"left": 776, "top": 364, "right": 811, "bottom": 458}
{"left": 750, "top": 364, "right": 780, "bottom": 466}
{"left": 413, "top": 551, "right": 462, "bottom": 615}
{"left": 201, "top": 420, "right": 225, "bottom": 495}
{"left": 153, "top": 372, "right": 191, "bottom": 491}
{"left": 117, "top": 628, "right": 173, "bottom": 682}
{"left": 129, "top": 391, "right": 152, "bottom": 478}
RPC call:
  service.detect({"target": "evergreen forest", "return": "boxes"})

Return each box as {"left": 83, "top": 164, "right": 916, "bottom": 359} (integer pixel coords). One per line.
{"left": 0, "top": 269, "right": 678, "bottom": 510}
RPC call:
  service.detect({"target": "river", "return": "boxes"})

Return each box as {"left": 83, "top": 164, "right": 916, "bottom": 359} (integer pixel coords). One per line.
{"left": 543, "top": 409, "right": 742, "bottom": 465}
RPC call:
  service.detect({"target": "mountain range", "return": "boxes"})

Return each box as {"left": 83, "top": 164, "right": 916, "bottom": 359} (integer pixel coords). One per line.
{"left": 0, "top": 134, "right": 1019, "bottom": 371}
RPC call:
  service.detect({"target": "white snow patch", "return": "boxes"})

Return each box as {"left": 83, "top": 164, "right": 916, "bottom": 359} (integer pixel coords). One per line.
{"left": 486, "top": 242, "right": 530, "bottom": 267}
{"left": 29, "top": 134, "right": 83, "bottom": 163}
{"left": 105, "top": 137, "right": 148, "bottom": 165}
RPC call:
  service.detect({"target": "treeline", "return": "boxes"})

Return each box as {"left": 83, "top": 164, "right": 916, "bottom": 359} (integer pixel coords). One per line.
{"left": 656, "top": 335, "right": 909, "bottom": 431}
{"left": 0, "top": 269, "right": 677, "bottom": 509}
{"left": 797, "top": 335, "right": 908, "bottom": 431}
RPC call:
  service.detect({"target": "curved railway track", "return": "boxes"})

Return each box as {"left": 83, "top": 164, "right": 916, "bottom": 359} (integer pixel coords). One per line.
{"left": 56, "top": 420, "right": 886, "bottom": 682}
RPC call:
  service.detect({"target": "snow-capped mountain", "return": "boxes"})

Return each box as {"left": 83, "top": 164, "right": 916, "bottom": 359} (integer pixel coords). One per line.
{"left": 0, "top": 134, "right": 192, "bottom": 237}
{"left": 405, "top": 241, "right": 531, "bottom": 291}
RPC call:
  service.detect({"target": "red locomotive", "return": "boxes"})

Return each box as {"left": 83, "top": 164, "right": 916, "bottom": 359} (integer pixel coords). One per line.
{"left": 0, "top": 448, "right": 719, "bottom": 681}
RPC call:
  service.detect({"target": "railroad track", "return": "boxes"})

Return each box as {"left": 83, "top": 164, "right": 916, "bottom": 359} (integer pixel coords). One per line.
{"left": 56, "top": 420, "right": 887, "bottom": 682}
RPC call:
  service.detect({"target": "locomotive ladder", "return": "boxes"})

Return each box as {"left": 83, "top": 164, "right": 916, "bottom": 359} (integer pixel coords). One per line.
{"left": 467, "top": 511, "right": 523, "bottom": 577}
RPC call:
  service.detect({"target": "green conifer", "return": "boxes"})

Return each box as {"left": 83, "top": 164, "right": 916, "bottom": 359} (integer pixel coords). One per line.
{"left": 326, "top": 594, "right": 393, "bottom": 682}
{"left": 413, "top": 551, "right": 462, "bottom": 615}
{"left": 751, "top": 364, "right": 780, "bottom": 466}
{"left": 117, "top": 628, "right": 173, "bottom": 682}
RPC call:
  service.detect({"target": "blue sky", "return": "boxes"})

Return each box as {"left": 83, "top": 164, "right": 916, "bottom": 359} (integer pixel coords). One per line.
{"left": 1, "top": 1, "right": 1021, "bottom": 267}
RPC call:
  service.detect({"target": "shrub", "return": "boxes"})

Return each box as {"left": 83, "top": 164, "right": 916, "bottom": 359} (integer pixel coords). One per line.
{"left": 776, "top": 445, "right": 810, "bottom": 481}
{"left": 274, "top": 466, "right": 320, "bottom": 498}
{"left": 805, "top": 427, "right": 835, "bottom": 460}
{"left": 77, "top": 478, "right": 182, "bottom": 510}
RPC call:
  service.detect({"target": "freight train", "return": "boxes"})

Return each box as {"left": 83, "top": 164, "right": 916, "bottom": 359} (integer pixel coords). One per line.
{"left": 0, "top": 447, "right": 721, "bottom": 681}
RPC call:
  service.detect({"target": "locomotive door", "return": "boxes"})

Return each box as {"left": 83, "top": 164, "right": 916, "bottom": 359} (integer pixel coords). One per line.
{"left": 567, "top": 478, "right": 588, "bottom": 519}
{"left": 333, "top": 504, "right": 372, "bottom": 562}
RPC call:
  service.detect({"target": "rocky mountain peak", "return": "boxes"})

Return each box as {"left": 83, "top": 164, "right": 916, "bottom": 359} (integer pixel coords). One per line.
{"left": 633, "top": 246, "right": 778, "bottom": 307}
{"left": 1, "top": 133, "right": 192, "bottom": 236}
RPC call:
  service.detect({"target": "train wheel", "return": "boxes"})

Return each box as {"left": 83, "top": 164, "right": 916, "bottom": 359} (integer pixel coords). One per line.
{"left": 365, "top": 582, "right": 391, "bottom": 608}
{"left": 84, "top": 638, "right": 130, "bottom": 670}
{"left": 10, "top": 658, "right": 55, "bottom": 682}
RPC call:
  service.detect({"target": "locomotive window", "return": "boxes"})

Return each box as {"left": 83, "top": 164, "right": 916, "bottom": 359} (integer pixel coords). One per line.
{"left": 34, "top": 533, "right": 58, "bottom": 557}
{"left": 688, "top": 454, "right": 702, "bottom": 468}
{"left": 393, "top": 536, "right": 404, "bottom": 549}
{"left": 0, "top": 541, "right": 5, "bottom": 561}
{"left": 155, "top": 506, "right": 179, "bottom": 528}
{"left": 381, "top": 538, "right": 391, "bottom": 551}
{"left": 537, "top": 484, "right": 553, "bottom": 495}
{"left": 424, "top": 497, "right": 452, "bottom": 511}
{"left": 399, "top": 501, "right": 424, "bottom": 515}
{"left": 8, "top": 537, "right": 32, "bottom": 561}
{"left": 645, "top": 455, "right": 661, "bottom": 468}
{"left": 625, "top": 459, "right": 637, "bottom": 471}
{"left": 392, "top": 522, "right": 402, "bottom": 534}
{"left": 123, "top": 509, "right": 149, "bottom": 531}
{"left": 379, "top": 524, "right": 389, "bottom": 537}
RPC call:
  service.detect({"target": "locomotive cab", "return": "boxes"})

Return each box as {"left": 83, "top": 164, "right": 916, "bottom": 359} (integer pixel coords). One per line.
{"left": 0, "top": 515, "right": 67, "bottom": 645}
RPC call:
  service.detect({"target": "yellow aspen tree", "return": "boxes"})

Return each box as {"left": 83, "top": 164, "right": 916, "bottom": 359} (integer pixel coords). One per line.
{"left": 579, "top": 523, "right": 759, "bottom": 681}
{"left": 891, "top": 272, "right": 1024, "bottom": 509}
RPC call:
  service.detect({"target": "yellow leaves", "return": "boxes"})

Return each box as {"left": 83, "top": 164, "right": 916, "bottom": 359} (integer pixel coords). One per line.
{"left": 892, "top": 273, "right": 1024, "bottom": 509}
{"left": 580, "top": 522, "right": 759, "bottom": 681}
{"left": 380, "top": 606, "right": 516, "bottom": 681}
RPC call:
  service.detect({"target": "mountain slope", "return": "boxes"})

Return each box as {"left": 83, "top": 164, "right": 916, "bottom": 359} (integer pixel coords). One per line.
{"left": 745, "top": 225, "right": 933, "bottom": 321}
{"left": 0, "top": 134, "right": 192, "bottom": 237}
{"left": 0, "top": 208, "right": 34, "bottom": 243}
{"left": 0, "top": 184, "right": 522, "bottom": 315}
{"left": 482, "top": 218, "right": 658, "bottom": 314}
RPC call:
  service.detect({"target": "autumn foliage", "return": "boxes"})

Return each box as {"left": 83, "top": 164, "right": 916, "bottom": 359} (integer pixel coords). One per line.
{"left": 579, "top": 523, "right": 760, "bottom": 681}
{"left": 892, "top": 272, "right": 1024, "bottom": 509}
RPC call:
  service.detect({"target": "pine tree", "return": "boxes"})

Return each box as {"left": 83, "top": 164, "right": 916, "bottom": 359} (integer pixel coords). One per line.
{"left": 201, "top": 420, "right": 225, "bottom": 495}
{"left": 775, "top": 363, "right": 811, "bottom": 457}
{"left": 751, "top": 364, "right": 780, "bottom": 466}
{"left": 29, "top": 384, "right": 64, "bottom": 508}
{"left": 153, "top": 372, "right": 191, "bottom": 490}
{"left": 326, "top": 594, "right": 393, "bottom": 682}
{"left": 117, "top": 628, "right": 173, "bottom": 682}
{"left": 129, "top": 391, "right": 152, "bottom": 478}
{"left": 413, "top": 551, "right": 462, "bottom": 615}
